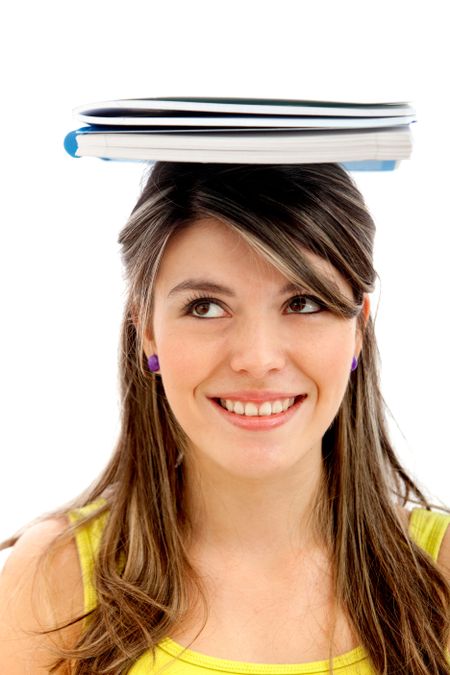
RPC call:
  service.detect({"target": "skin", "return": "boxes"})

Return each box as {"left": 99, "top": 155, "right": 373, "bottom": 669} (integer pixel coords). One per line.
{"left": 143, "top": 216, "right": 371, "bottom": 561}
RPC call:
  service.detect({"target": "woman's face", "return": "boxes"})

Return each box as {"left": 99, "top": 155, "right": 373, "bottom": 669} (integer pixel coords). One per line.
{"left": 144, "top": 217, "right": 369, "bottom": 479}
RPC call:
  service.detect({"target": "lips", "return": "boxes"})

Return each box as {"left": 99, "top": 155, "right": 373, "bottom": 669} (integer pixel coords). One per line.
{"left": 208, "top": 394, "right": 307, "bottom": 430}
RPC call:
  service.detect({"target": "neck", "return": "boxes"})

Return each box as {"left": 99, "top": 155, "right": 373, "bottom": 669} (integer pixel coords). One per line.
{"left": 183, "top": 442, "right": 325, "bottom": 564}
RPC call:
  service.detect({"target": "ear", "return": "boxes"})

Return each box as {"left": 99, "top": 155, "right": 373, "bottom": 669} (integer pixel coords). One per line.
{"left": 361, "top": 293, "right": 371, "bottom": 327}
{"left": 142, "top": 333, "right": 157, "bottom": 359}
{"left": 130, "top": 304, "right": 157, "bottom": 358}
{"left": 355, "top": 294, "right": 371, "bottom": 357}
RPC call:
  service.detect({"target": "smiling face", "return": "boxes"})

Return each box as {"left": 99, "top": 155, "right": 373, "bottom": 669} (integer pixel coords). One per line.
{"left": 143, "top": 217, "right": 369, "bottom": 480}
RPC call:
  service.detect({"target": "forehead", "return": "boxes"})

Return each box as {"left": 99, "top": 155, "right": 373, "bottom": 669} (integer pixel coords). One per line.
{"left": 156, "top": 217, "right": 350, "bottom": 294}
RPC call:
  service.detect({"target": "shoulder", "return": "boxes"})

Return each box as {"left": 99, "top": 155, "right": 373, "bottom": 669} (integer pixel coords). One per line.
{"left": 0, "top": 516, "right": 83, "bottom": 673}
{"left": 396, "top": 506, "right": 450, "bottom": 652}
{"left": 433, "top": 512, "right": 450, "bottom": 653}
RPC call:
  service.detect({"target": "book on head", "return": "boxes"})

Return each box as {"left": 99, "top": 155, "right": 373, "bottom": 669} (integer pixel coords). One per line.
{"left": 64, "top": 96, "right": 416, "bottom": 171}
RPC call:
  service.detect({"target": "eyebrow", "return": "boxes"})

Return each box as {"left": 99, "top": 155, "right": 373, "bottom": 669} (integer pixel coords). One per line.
{"left": 167, "top": 278, "right": 310, "bottom": 299}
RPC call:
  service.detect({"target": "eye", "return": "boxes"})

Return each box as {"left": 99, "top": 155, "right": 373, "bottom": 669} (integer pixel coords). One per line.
{"left": 286, "top": 295, "right": 323, "bottom": 314}
{"left": 185, "top": 296, "right": 225, "bottom": 319}
{"left": 183, "top": 294, "right": 324, "bottom": 319}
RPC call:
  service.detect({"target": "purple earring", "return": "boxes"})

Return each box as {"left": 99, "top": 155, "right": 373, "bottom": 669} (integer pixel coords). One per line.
{"left": 351, "top": 356, "right": 358, "bottom": 372}
{"left": 147, "top": 354, "right": 160, "bottom": 372}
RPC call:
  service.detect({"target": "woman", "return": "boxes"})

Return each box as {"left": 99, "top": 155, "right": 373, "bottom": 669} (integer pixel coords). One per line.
{"left": 1, "top": 162, "right": 449, "bottom": 674}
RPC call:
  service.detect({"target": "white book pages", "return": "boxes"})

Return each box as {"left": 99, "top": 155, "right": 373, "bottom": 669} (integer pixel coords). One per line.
{"left": 74, "top": 127, "right": 412, "bottom": 163}
{"left": 73, "top": 97, "right": 415, "bottom": 119}
{"left": 75, "top": 114, "right": 417, "bottom": 129}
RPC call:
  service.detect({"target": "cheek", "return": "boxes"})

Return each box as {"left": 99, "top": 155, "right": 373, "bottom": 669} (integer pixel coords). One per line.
{"left": 309, "top": 328, "right": 355, "bottom": 404}
{"left": 162, "top": 333, "right": 211, "bottom": 376}
{"left": 158, "top": 333, "right": 213, "bottom": 410}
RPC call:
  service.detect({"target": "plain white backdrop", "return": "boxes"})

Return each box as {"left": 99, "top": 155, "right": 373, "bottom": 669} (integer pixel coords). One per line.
{"left": 1, "top": 1, "right": 449, "bottom": 567}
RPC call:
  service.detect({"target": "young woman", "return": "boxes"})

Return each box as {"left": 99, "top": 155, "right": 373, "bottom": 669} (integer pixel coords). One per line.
{"left": 1, "top": 162, "right": 449, "bottom": 674}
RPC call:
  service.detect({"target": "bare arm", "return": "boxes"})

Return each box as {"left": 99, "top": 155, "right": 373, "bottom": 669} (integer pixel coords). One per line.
{"left": 0, "top": 517, "right": 84, "bottom": 674}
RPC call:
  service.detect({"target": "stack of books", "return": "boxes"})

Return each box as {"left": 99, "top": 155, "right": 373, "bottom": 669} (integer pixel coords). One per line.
{"left": 64, "top": 96, "right": 416, "bottom": 171}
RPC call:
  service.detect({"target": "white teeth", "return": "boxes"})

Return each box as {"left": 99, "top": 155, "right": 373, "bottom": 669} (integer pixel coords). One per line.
{"left": 244, "top": 402, "right": 259, "bottom": 416}
{"left": 258, "top": 401, "right": 272, "bottom": 416}
{"left": 271, "top": 400, "right": 283, "bottom": 414}
{"left": 219, "top": 397, "right": 297, "bottom": 416}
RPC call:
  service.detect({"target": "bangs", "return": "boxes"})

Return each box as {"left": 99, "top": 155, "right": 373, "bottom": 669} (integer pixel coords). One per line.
{"left": 199, "top": 215, "right": 364, "bottom": 321}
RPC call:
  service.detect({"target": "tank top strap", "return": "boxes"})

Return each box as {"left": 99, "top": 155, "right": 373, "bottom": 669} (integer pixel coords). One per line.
{"left": 67, "top": 498, "right": 109, "bottom": 617}
{"left": 408, "top": 507, "right": 450, "bottom": 562}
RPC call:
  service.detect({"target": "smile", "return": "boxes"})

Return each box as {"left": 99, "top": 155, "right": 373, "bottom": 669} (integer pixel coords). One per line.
{"left": 208, "top": 395, "right": 307, "bottom": 431}
{"left": 218, "top": 396, "right": 298, "bottom": 416}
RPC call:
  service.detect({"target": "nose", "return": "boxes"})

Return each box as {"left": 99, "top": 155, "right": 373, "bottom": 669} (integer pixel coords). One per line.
{"left": 228, "top": 316, "right": 287, "bottom": 377}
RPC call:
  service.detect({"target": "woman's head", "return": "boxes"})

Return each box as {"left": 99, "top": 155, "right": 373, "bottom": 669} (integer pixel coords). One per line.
{"left": 141, "top": 214, "right": 371, "bottom": 486}
{"left": 120, "top": 162, "right": 375, "bottom": 486}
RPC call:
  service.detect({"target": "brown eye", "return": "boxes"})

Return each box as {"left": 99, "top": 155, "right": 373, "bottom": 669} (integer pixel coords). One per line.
{"left": 287, "top": 295, "right": 322, "bottom": 314}
{"left": 193, "top": 302, "right": 212, "bottom": 316}
{"left": 185, "top": 297, "right": 225, "bottom": 318}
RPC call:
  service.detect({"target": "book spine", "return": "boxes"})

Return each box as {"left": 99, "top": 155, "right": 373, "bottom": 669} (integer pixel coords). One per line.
{"left": 64, "top": 130, "right": 81, "bottom": 158}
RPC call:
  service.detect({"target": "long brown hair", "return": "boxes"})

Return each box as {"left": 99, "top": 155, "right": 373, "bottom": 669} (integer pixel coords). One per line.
{"left": 2, "top": 162, "right": 450, "bottom": 673}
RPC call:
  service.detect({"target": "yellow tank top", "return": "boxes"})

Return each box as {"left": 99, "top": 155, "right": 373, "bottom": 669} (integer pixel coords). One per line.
{"left": 68, "top": 503, "right": 450, "bottom": 674}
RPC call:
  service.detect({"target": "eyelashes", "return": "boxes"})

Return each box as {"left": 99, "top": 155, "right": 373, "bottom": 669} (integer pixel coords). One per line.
{"left": 181, "top": 293, "right": 326, "bottom": 319}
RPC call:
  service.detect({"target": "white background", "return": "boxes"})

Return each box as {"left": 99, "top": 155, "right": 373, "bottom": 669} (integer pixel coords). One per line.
{"left": 1, "top": 1, "right": 449, "bottom": 565}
